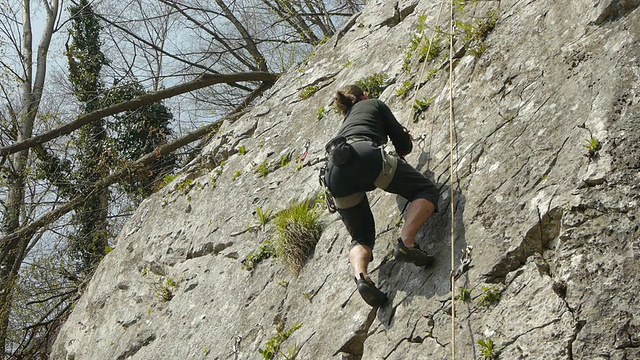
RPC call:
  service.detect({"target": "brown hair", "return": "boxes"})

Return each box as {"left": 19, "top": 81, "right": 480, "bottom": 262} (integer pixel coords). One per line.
{"left": 334, "top": 85, "right": 365, "bottom": 115}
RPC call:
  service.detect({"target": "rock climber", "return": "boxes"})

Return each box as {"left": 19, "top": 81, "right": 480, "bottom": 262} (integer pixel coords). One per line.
{"left": 323, "top": 84, "right": 440, "bottom": 307}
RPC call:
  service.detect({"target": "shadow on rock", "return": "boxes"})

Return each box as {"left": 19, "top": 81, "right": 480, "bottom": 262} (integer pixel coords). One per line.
{"left": 375, "top": 170, "right": 468, "bottom": 327}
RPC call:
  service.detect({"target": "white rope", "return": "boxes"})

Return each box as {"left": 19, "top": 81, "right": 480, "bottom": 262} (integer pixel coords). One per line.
{"left": 403, "top": 2, "right": 458, "bottom": 358}
{"left": 448, "top": 0, "right": 456, "bottom": 359}
{"left": 403, "top": 2, "right": 458, "bottom": 357}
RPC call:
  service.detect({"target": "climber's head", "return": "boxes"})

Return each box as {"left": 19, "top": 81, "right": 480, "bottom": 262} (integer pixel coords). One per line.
{"left": 334, "top": 85, "right": 367, "bottom": 115}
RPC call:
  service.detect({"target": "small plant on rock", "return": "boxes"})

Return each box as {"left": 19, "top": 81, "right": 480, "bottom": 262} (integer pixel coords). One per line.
{"left": 395, "top": 80, "right": 413, "bottom": 97}
{"left": 155, "top": 277, "right": 179, "bottom": 302}
{"left": 412, "top": 97, "right": 435, "bottom": 121}
{"left": 478, "top": 338, "right": 500, "bottom": 359}
{"left": 355, "top": 73, "right": 389, "bottom": 99}
{"left": 403, "top": 13, "right": 443, "bottom": 72}
{"left": 455, "top": 9, "right": 500, "bottom": 57}
{"left": 232, "top": 170, "right": 243, "bottom": 180}
{"left": 160, "top": 174, "right": 178, "bottom": 189}
{"left": 176, "top": 178, "right": 194, "bottom": 193}
{"left": 255, "top": 206, "right": 272, "bottom": 229}
{"left": 242, "top": 241, "right": 276, "bottom": 271}
{"left": 255, "top": 160, "right": 272, "bottom": 177}
{"left": 456, "top": 287, "right": 472, "bottom": 302}
{"left": 300, "top": 85, "right": 319, "bottom": 100}
{"left": 280, "top": 155, "right": 291, "bottom": 168}
{"left": 584, "top": 136, "right": 602, "bottom": 159}
{"left": 317, "top": 106, "right": 326, "bottom": 121}
{"left": 259, "top": 322, "right": 302, "bottom": 360}
{"left": 477, "top": 286, "right": 501, "bottom": 307}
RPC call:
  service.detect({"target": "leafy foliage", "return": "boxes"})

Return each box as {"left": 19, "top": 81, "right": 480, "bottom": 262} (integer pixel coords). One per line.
{"left": 584, "top": 136, "right": 602, "bottom": 159}
{"left": 455, "top": 9, "right": 500, "bottom": 57}
{"left": 478, "top": 286, "right": 501, "bottom": 307}
{"left": 403, "top": 14, "right": 443, "bottom": 72}
{"left": 395, "top": 80, "right": 414, "bottom": 97}
{"left": 412, "top": 97, "right": 436, "bottom": 122}
{"left": 259, "top": 322, "right": 302, "bottom": 360}
{"left": 456, "top": 287, "right": 472, "bottom": 302}
{"left": 103, "top": 80, "right": 177, "bottom": 200}
{"left": 300, "top": 85, "right": 320, "bottom": 99}
{"left": 255, "top": 160, "right": 272, "bottom": 177}
{"left": 256, "top": 206, "right": 272, "bottom": 229}
{"left": 242, "top": 241, "right": 276, "bottom": 271}
{"left": 355, "top": 73, "right": 389, "bottom": 99}
{"left": 66, "top": 0, "right": 111, "bottom": 273}
{"left": 478, "top": 338, "right": 500, "bottom": 359}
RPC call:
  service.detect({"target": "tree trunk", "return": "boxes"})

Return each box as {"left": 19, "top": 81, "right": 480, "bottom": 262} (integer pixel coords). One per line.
{"left": 0, "top": 0, "right": 59, "bottom": 353}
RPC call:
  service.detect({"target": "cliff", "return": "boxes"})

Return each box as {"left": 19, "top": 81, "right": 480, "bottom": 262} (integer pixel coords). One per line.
{"left": 52, "top": 0, "right": 640, "bottom": 359}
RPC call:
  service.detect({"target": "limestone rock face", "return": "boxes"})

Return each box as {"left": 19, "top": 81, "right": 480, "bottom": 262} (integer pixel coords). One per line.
{"left": 51, "top": 0, "right": 640, "bottom": 359}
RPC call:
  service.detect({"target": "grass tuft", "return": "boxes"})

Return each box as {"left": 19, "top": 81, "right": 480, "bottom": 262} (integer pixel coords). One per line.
{"left": 272, "top": 200, "right": 322, "bottom": 274}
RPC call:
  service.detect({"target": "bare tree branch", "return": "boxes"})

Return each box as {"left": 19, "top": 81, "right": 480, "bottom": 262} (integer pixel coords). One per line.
{"left": 0, "top": 71, "right": 278, "bottom": 158}
{"left": 0, "top": 80, "right": 274, "bottom": 251}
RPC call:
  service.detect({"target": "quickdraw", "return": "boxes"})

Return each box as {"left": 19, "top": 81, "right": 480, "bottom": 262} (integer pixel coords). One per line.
{"left": 318, "top": 163, "right": 337, "bottom": 213}
{"left": 452, "top": 245, "right": 473, "bottom": 281}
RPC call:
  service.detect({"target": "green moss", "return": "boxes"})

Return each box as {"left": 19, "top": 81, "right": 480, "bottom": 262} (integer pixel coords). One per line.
{"left": 161, "top": 174, "right": 178, "bottom": 187}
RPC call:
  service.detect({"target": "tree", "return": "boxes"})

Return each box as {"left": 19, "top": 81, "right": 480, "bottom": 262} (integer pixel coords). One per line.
{"left": 65, "top": 0, "right": 111, "bottom": 272}
{"left": 0, "top": 0, "right": 363, "bottom": 356}
{"left": 104, "top": 79, "right": 177, "bottom": 202}
{"left": 95, "top": 0, "right": 364, "bottom": 117}
{"left": 0, "top": 0, "right": 61, "bottom": 355}
{"left": 0, "top": 0, "right": 59, "bottom": 350}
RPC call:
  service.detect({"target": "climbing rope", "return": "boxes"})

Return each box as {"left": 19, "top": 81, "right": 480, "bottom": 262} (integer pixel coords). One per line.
{"left": 404, "top": 1, "right": 459, "bottom": 357}
{"left": 448, "top": 0, "right": 456, "bottom": 359}
{"left": 403, "top": 2, "right": 464, "bottom": 358}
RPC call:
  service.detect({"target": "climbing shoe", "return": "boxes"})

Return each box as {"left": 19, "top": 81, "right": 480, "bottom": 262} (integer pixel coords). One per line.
{"left": 355, "top": 273, "right": 388, "bottom": 307}
{"left": 393, "top": 238, "right": 435, "bottom": 267}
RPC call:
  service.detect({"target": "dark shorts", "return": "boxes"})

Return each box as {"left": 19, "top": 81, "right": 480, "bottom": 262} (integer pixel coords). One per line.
{"left": 325, "top": 141, "right": 439, "bottom": 249}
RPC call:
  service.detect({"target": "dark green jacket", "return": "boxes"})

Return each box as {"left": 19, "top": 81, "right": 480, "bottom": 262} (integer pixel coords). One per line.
{"left": 337, "top": 99, "right": 412, "bottom": 155}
